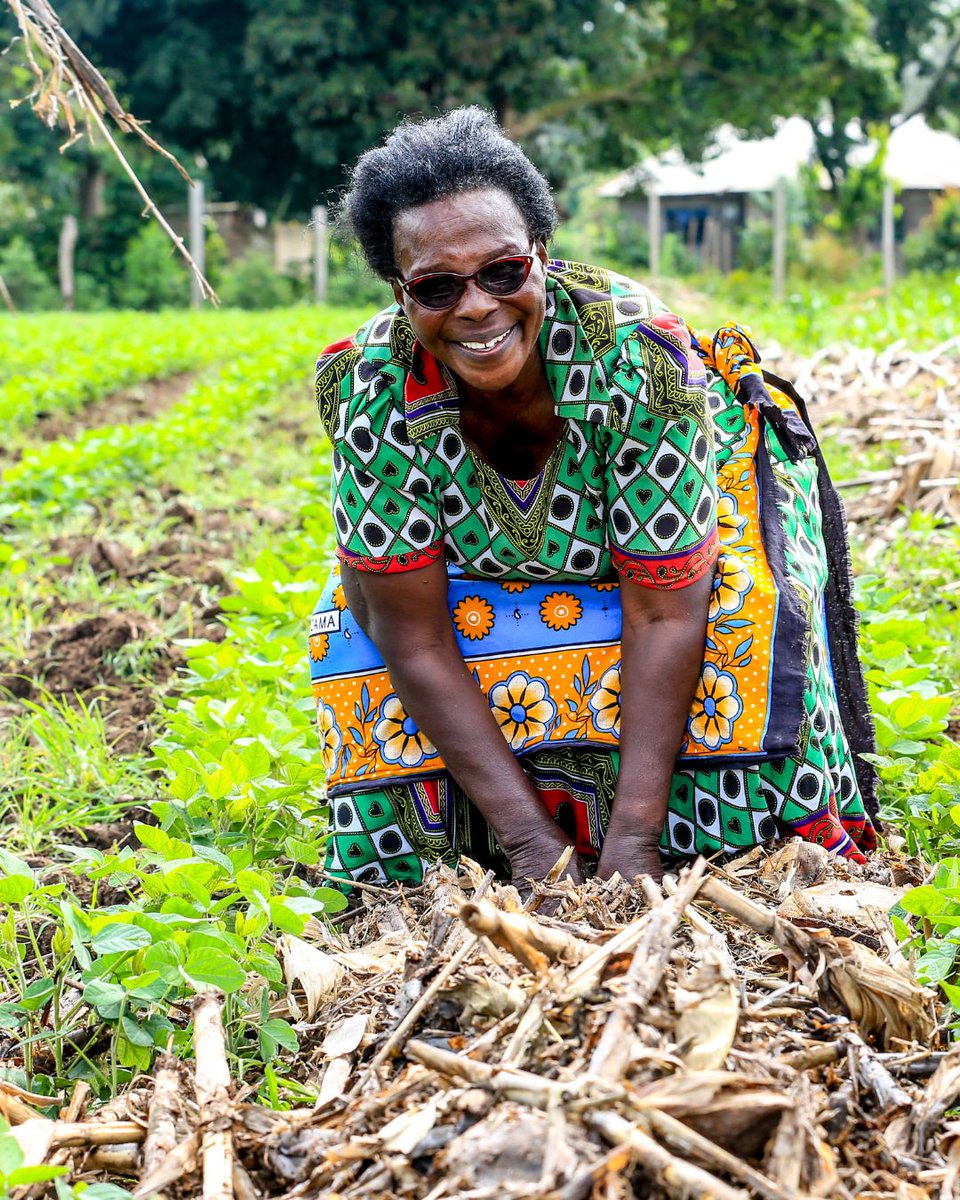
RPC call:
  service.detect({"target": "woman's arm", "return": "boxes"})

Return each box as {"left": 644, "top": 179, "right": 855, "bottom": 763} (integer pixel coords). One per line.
{"left": 342, "top": 562, "right": 585, "bottom": 885}
{"left": 596, "top": 572, "right": 712, "bottom": 882}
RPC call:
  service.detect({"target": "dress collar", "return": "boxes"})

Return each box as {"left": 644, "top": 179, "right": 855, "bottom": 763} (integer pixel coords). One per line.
{"left": 400, "top": 271, "right": 613, "bottom": 443}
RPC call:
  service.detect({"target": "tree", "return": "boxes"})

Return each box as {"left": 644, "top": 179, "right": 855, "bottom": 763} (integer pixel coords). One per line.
{"left": 28, "top": 0, "right": 899, "bottom": 216}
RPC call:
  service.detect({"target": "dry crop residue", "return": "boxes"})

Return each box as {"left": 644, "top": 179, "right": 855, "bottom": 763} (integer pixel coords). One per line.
{"left": 15, "top": 843, "right": 959, "bottom": 1200}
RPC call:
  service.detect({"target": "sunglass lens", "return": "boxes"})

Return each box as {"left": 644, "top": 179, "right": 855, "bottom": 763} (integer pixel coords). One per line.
{"left": 409, "top": 275, "right": 462, "bottom": 309}
{"left": 477, "top": 259, "right": 530, "bottom": 294}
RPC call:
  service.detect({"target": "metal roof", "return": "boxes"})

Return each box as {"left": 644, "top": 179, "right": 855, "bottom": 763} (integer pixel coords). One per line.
{"left": 598, "top": 115, "right": 960, "bottom": 198}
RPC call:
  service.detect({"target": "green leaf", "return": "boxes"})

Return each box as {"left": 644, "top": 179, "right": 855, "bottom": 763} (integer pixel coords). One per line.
{"left": 7, "top": 1165, "right": 69, "bottom": 1184}
{"left": 20, "top": 977, "right": 56, "bottom": 1013}
{"left": 78, "top": 1180, "right": 136, "bottom": 1198}
{"left": 283, "top": 836, "right": 319, "bottom": 866}
{"left": 0, "top": 876, "right": 35, "bottom": 904}
{"left": 941, "top": 980, "right": 960, "bottom": 1011}
{"left": 134, "top": 824, "right": 192, "bottom": 860}
{"left": 899, "top": 885, "right": 959, "bottom": 918}
{"left": 83, "top": 977, "right": 126, "bottom": 1020}
{"left": 312, "top": 887, "right": 350, "bottom": 914}
{"left": 183, "top": 948, "right": 246, "bottom": 994}
{"left": 0, "top": 850, "right": 34, "bottom": 879}
{"left": 269, "top": 898, "right": 307, "bottom": 935}
{"left": 259, "top": 1017, "right": 299, "bottom": 1059}
{"left": 917, "top": 932, "right": 960, "bottom": 984}
{"left": 93, "top": 923, "right": 153, "bottom": 955}
{"left": 0, "top": 1130, "right": 25, "bottom": 1175}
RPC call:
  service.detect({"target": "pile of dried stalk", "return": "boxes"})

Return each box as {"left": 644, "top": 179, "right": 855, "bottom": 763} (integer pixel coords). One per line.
{"left": 769, "top": 336, "right": 960, "bottom": 531}
{"left": 2, "top": 842, "right": 959, "bottom": 1199}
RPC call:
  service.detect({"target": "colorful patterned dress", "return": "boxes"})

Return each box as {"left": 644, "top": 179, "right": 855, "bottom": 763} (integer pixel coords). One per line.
{"left": 309, "top": 261, "right": 877, "bottom": 886}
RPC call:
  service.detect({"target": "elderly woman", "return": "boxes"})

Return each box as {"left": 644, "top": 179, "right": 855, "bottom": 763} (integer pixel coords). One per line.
{"left": 309, "top": 107, "right": 877, "bottom": 888}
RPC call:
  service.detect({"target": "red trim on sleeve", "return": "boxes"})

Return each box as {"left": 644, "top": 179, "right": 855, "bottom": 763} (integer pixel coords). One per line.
{"left": 611, "top": 528, "right": 719, "bottom": 590}
{"left": 337, "top": 542, "right": 444, "bottom": 574}
{"left": 316, "top": 336, "right": 357, "bottom": 364}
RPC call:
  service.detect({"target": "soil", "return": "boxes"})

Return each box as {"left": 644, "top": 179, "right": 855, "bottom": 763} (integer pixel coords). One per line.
{"left": 30, "top": 372, "right": 197, "bottom": 444}
{"left": 0, "top": 610, "right": 182, "bottom": 754}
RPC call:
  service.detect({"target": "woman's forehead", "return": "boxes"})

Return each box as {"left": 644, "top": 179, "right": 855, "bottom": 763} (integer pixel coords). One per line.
{"left": 393, "top": 189, "right": 529, "bottom": 276}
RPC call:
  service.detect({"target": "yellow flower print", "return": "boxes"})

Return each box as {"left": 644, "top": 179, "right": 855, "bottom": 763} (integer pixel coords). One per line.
{"left": 500, "top": 581, "right": 531, "bottom": 593}
{"left": 708, "top": 554, "right": 753, "bottom": 621}
{"left": 588, "top": 664, "right": 621, "bottom": 736}
{"left": 688, "top": 663, "right": 743, "bottom": 750}
{"left": 590, "top": 580, "right": 618, "bottom": 592}
{"left": 309, "top": 633, "right": 330, "bottom": 663}
{"left": 332, "top": 584, "right": 348, "bottom": 612}
{"left": 716, "top": 492, "right": 748, "bottom": 546}
{"left": 315, "top": 702, "right": 342, "bottom": 776}
{"left": 452, "top": 595, "right": 495, "bottom": 640}
{"left": 489, "top": 672, "right": 557, "bottom": 751}
{"left": 373, "top": 695, "right": 436, "bottom": 768}
{"left": 539, "top": 591, "right": 583, "bottom": 631}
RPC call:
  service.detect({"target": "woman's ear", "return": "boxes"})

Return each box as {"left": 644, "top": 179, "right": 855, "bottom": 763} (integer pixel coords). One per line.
{"left": 536, "top": 240, "right": 549, "bottom": 267}
{"left": 391, "top": 279, "right": 405, "bottom": 308}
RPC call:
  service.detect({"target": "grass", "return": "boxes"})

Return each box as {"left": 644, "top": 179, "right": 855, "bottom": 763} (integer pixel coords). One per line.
{"left": 665, "top": 269, "right": 960, "bottom": 355}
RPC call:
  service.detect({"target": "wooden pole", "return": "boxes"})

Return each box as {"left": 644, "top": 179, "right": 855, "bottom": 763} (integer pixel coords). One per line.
{"left": 647, "top": 190, "right": 661, "bottom": 279}
{"left": 772, "top": 177, "right": 787, "bottom": 302}
{"left": 882, "top": 180, "right": 896, "bottom": 295}
{"left": 0, "top": 275, "right": 14, "bottom": 313}
{"left": 312, "top": 204, "right": 328, "bottom": 304}
{"left": 58, "top": 213, "right": 78, "bottom": 310}
{"left": 189, "top": 180, "right": 206, "bottom": 309}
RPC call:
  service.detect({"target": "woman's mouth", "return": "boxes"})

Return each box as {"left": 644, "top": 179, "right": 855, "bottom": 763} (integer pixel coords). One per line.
{"left": 455, "top": 326, "right": 516, "bottom": 355}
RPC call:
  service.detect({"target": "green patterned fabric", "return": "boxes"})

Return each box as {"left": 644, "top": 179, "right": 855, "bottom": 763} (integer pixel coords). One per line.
{"left": 317, "top": 262, "right": 718, "bottom": 583}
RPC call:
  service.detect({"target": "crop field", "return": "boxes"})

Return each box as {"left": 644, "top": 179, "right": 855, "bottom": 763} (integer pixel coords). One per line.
{"left": 0, "top": 296, "right": 958, "bottom": 1166}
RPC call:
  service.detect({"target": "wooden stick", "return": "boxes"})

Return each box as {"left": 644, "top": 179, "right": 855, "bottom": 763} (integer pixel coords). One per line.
{"left": 84, "top": 1147, "right": 140, "bottom": 1173}
{"left": 590, "top": 859, "right": 707, "bottom": 1082}
{"left": 585, "top": 1109, "right": 747, "bottom": 1200}
{"left": 232, "top": 1161, "right": 259, "bottom": 1200}
{"left": 459, "top": 898, "right": 594, "bottom": 972}
{"left": 349, "top": 933, "right": 480, "bottom": 1095}
{"left": 781, "top": 1043, "right": 845, "bottom": 1071}
{"left": 23, "top": 1082, "right": 91, "bottom": 1200}
{"left": 50, "top": 1121, "right": 145, "bottom": 1148}
{"left": 131, "top": 1133, "right": 200, "bottom": 1200}
{"left": 140, "top": 1053, "right": 183, "bottom": 1200}
{"left": 643, "top": 1109, "right": 798, "bottom": 1200}
{"left": 193, "top": 992, "right": 234, "bottom": 1200}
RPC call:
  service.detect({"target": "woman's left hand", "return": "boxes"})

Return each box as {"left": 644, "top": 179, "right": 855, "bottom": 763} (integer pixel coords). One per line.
{"left": 596, "top": 832, "right": 664, "bottom": 884}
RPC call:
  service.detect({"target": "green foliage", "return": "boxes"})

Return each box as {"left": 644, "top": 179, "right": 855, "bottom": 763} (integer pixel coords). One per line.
{"left": 218, "top": 253, "right": 296, "bottom": 310}
{"left": 115, "top": 225, "right": 188, "bottom": 311}
{"left": 672, "top": 270, "right": 960, "bottom": 354}
{"left": 39, "top": 0, "right": 908, "bottom": 212}
{"left": 904, "top": 190, "right": 960, "bottom": 272}
{"left": 0, "top": 237, "right": 59, "bottom": 311}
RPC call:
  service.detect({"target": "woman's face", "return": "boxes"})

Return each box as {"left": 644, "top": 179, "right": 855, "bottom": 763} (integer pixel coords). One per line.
{"left": 391, "top": 188, "right": 548, "bottom": 395}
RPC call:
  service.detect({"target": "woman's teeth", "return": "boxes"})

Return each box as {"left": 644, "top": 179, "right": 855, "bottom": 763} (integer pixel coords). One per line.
{"left": 459, "top": 328, "right": 512, "bottom": 351}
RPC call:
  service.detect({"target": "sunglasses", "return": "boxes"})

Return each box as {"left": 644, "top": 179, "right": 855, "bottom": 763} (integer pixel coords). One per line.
{"left": 395, "top": 248, "right": 536, "bottom": 310}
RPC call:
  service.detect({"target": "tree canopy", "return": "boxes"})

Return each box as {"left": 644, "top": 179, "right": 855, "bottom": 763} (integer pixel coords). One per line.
{"left": 5, "top": 0, "right": 947, "bottom": 218}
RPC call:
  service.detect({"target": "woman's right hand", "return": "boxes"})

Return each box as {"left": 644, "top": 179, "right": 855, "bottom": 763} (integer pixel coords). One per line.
{"left": 505, "top": 823, "right": 587, "bottom": 888}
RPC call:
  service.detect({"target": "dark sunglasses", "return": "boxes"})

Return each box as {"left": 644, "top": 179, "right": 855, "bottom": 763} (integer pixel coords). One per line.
{"left": 395, "top": 248, "right": 536, "bottom": 310}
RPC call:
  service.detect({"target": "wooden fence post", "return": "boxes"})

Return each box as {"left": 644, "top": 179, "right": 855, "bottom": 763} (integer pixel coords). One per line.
{"left": 772, "top": 177, "right": 787, "bottom": 302}
{"left": 312, "top": 204, "right": 328, "bottom": 304}
{"left": 648, "top": 190, "right": 661, "bottom": 279}
{"left": 59, "top": 213, "right": 78, "bottom": 310}
{"left": 882, "top": 181, "right": 896, "bottom": 295}
{"left": 189, "top": 181, "right": 205, "bottom": 309}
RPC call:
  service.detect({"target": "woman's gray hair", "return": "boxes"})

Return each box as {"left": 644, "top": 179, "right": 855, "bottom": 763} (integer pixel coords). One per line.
{"left": 341, "top": 106, "right": 558, "bottom": 280}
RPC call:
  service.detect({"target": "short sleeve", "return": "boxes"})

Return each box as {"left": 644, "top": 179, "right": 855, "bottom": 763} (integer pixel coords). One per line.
{"left": 324, "top": 349, "right": 444, "bottom": 574}
{"left": 604, "top": 313, "right": 719, "bottom": 589}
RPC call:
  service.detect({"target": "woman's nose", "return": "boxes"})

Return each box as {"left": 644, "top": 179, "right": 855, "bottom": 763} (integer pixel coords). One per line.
{"left": 453, "top": 278, "right": 499, "bottom": 320}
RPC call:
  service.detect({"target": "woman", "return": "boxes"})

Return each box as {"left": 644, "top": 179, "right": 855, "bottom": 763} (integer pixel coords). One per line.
{"left": 309, "top": 107, "right": 877, "bottom": 888}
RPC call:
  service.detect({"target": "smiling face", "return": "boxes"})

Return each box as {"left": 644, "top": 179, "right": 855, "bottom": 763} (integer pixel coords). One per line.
{"left": 391, "top": 188, "right": 549, "bottom": 396}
